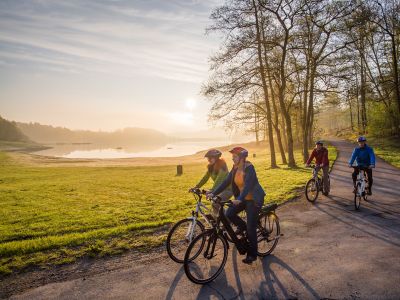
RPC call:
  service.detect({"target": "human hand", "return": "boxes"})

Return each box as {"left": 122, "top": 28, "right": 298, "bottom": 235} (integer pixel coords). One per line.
{"left": 206, "top": 193, "right": 214, "bottom": 200}
{"left": 232, "top": 200, "right": 241, "bottom": 206}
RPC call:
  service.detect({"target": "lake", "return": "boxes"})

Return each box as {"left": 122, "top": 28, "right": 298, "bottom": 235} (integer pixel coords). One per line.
{"left": 33, "top": 140, "right": 234, "bottom": 159}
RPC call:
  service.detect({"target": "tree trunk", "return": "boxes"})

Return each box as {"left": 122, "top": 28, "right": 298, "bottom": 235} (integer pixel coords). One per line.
{"left": 253, "top": 0, "right": 277, "bottom": 168}
{"left": 360, "top": 54, "right": 367, "bottom": 134}
{"left": 263, "top": 49, "right": 287, "bottom": 164}
{"left": 348, "top": 92, "right": 354, "bottom": 131}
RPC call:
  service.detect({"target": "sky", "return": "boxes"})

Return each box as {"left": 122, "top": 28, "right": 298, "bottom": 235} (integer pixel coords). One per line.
{"left": 0, "top": 0, "right": 225, "bottom": 134}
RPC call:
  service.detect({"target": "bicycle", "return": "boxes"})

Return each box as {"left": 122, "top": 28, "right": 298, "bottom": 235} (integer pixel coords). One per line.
{"left": 305, "top": 165, "right": 330, "bottom": 202}
{"left": 183, "top": 196, "right": 281, "bottom": 284}
{"left": 166, "top": 188, "right": 215, "bottom": 263}
{"left": 352, "top": 166, "right": 369, "bottom": 210}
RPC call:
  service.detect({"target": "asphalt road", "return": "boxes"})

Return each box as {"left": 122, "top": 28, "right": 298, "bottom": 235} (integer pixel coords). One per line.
{"left": 6, "top": 140, "right": 400, "bottom": 299}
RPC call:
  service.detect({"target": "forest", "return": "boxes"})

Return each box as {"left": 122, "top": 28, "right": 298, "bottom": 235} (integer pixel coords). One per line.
{"left": 203, "top": 0, "right": 400, "bottom": 167}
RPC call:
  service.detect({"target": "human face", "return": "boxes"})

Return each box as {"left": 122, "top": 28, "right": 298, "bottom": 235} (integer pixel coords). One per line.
{"left": 358, "top": 141, "right": 366, "bottom": 148}
{"left": 207, "top": 157, "right": 217, "bottom": 164}
{"left": 316, "top": 144, "right": 322, "bottom": 150}
{"left": 232, "top": 153, "right": 241, "bottom": 166}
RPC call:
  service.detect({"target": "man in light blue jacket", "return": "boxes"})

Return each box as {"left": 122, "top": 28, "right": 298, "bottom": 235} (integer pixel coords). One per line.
{"left": 348, "top": 136, "right": 376, "bottom": 195}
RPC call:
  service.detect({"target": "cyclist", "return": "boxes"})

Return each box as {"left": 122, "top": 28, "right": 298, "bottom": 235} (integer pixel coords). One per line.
{"left": 348, "top": 136, "right": 375, "bottom": 195}
{"left": 208, "top": 146, "right": 265, "bottom": 264}
{"left": 306, "top": 140, "right": 330, "bottom": 195}
{"left": 190, "top": 149, "right": 232, "bottom": 210}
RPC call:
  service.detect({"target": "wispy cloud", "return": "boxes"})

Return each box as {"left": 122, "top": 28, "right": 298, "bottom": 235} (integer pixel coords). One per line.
{"left": 0, "top": 0, "right": 219, "bottom": 82}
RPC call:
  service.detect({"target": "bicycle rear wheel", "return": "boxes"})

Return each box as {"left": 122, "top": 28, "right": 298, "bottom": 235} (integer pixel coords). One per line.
{"left": 257, "top": 212, "right": 280, "bottom": 256}
{"left": 305, "top": 179, "right": 319, "bottom": 202}
{"left": 166, "top": 218, "right": 205, "bottom": 263}
{"left": 184, "top": 230, "right": 228, "bottom": 284}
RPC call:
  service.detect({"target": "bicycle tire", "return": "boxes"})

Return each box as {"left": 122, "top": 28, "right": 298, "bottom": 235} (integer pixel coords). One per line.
{"left": 354, "top": 184, "right": 361, "bottom": 210}
{"left": 166, "top": 218, "right": 205, "bottom": 263}
{"left": 305, "top": 178, "right": 319, "bottom": 202}
{"left": 257, "top": 212, "right": 280, "bottom": 257}
{"left": 184, "top": 230, "right": 228, "bottom": 284}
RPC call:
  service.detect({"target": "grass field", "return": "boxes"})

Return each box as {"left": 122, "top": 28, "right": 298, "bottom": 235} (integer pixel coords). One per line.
{"left": 0, "top": 143, "right": 337, "bottom": 275}
{"left": 367, "top": 137, "right": 400, "bottom": 168}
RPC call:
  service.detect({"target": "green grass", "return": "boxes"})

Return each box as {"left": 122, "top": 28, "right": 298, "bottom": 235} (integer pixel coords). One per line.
{"left": 367, "top": 137, "right": 400, "bottom": 168}
{"left": 0, "top": 145, "right": 337, "bottom": 275}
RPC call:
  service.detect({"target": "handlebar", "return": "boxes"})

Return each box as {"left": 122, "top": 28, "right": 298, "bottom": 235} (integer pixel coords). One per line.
{"left": 350, "top": 166, "right": 370, "bottom": 170}
{"left": 210, "top": 196, "right": 232, "bottom": 206}
{"left": 189, "top": 188, "right": 207, "bottom": 195}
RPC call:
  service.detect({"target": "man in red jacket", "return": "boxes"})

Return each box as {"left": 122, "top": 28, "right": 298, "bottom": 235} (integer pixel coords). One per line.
{"left": 306, "top": 140, "right": 330, "bottom": 195}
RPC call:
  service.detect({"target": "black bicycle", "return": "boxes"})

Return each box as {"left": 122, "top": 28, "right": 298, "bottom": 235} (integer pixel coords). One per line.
{"left": 183, "top": 197, "right": 281, "bottom": 284}
{"left": 305, "top": 165, "right": 330, "bottom": 202}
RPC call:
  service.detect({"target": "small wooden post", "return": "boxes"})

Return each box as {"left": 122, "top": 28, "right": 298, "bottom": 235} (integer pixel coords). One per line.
{"left": 176, "top": 165, "right": 183, "bottom": 176}
{"left": 253, "top": 153, "right": 256, "bottom": 158}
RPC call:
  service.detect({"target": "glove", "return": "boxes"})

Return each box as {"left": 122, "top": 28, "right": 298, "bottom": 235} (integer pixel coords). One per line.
{"left": 206, "top": 193, "right": 214, "bottom": 200}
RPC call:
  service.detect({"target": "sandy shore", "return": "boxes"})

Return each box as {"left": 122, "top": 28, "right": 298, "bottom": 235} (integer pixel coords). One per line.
{"left": 6, "top": 141, "right": 266, "bottom": 167}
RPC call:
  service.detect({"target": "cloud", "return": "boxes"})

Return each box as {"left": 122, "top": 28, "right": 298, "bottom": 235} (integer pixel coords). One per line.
{"left": 0, "top": 0, "right": 220, "bottom": 82}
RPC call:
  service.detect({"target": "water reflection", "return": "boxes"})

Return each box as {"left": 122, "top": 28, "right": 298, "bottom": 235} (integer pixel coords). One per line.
{"left": 33, "top": 140, "right": 232, "bottom": 159}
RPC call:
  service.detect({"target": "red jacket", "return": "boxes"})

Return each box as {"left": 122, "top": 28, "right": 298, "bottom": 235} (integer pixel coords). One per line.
{"left": 306, "top": 147, "right": 329, "bottom": 166}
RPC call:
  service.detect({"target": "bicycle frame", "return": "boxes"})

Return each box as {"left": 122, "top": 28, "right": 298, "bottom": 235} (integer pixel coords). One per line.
{"left": 206, "top": 201, "right": 249, "bottom": 255}
{"left": 185, "top": 191, "right": 213, "bottom": 242}
{"left": 356, "top": 169, "right": 368, "bottom": 196}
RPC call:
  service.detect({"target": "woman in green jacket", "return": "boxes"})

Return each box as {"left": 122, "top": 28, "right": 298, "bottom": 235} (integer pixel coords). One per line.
{"left": 191, "top": 149, "right": 232, "bottom": 202}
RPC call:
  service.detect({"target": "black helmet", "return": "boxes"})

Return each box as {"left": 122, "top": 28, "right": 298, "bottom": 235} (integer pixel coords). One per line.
{"left": 315, "top": 140, "right": 323, "bottom": 145}
{"left": 204, "top": 149, "right": 222, "bottom": 158}
{"left": 357, "top": 136, "right": 367, "bottom": 142}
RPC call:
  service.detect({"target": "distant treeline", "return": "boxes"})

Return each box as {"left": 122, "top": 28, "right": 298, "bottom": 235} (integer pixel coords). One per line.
{"left": 16, "top": 122, "right": 170, "bottom": 146}
{"left": 0, "top": 116, "right": 29, "bottom": 142}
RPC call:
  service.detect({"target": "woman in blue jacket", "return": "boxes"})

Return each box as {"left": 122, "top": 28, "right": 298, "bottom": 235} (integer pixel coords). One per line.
{"left": 348, "top": 136, "right": 376, "bottom": 195}
{"left": 210, "top": 146, "right": 265, "bottom": 264}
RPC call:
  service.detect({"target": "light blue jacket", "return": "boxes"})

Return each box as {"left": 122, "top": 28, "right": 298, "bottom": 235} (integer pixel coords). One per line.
{"left": 349, "top": 144, "right": 376, "bottom": 167}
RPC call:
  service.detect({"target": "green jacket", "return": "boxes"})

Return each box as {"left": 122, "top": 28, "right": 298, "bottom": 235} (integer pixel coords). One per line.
{"left": 195, "top": 168, "right": 230, "bottom": 192}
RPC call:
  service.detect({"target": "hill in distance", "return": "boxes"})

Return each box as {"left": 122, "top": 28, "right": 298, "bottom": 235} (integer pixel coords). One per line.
{"left": 16, "top": 122, "right": 171, "bottom": 147}
{"left": 0, "top": 116, "right": 30, "bottom": 142}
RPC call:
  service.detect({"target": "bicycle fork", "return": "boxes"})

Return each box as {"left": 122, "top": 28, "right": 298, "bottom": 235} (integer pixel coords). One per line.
{"left": 203, "top": 233, "right": 217, "bottom": 259}
{"left": 186, "top": 215, "right": 197, "bottom": 242}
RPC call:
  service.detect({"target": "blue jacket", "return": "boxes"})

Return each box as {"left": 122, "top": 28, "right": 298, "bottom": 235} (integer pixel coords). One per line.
{"left": 348, "top": 144, "right": 376, "bottom": 167}
{"left": 213, "top": 162, "right": 265, "bottom": 207}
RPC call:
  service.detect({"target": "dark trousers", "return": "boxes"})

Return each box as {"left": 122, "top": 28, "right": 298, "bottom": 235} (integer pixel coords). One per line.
{"left": 225, "top": 200, "right": 261, "bottom": 258}
{"left": 352, "top": 168, "right": 373, "bottom": 190}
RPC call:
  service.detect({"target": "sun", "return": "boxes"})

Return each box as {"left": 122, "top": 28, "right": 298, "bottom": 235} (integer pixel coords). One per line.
{"left": 185, "top": 98, "right": 197, "bottom": 110}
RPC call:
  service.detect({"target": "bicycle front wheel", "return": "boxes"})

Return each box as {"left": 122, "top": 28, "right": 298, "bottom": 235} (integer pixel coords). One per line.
{"left": 166, "top": 218, "right": 205, "bottom": 263}
{"left": 305, "top": 179, "right": 319, "bottom": 202}
{"left": 354, "top": 184, "right": 361, "bottom": 210}
{"left": 184, "top": 230, "right": 228, "bottom": 284}
{"left": 257, "top": 212, "right": 280, "bottom": 257}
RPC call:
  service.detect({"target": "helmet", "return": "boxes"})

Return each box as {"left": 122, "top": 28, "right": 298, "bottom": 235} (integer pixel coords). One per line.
{"left": 229, "top": 146, "right": 248, "bottom": 158}
{"left": 204, "top": 149, "right": 222, "bottom": 158}
{"left": 357, "top": 136, "right": 367, "bottom": 142}
{"left": 315, "top": 140, "right": 323, "bottom": 145}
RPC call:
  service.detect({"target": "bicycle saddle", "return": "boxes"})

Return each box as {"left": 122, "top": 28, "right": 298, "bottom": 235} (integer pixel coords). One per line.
{"left": 261, "top": 203, "right": 278, "bottom": 213}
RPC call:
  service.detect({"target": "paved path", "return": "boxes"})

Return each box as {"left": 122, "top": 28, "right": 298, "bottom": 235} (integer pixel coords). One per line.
{"left": 7, "top": 140, "right": 400, "bottom": 299}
